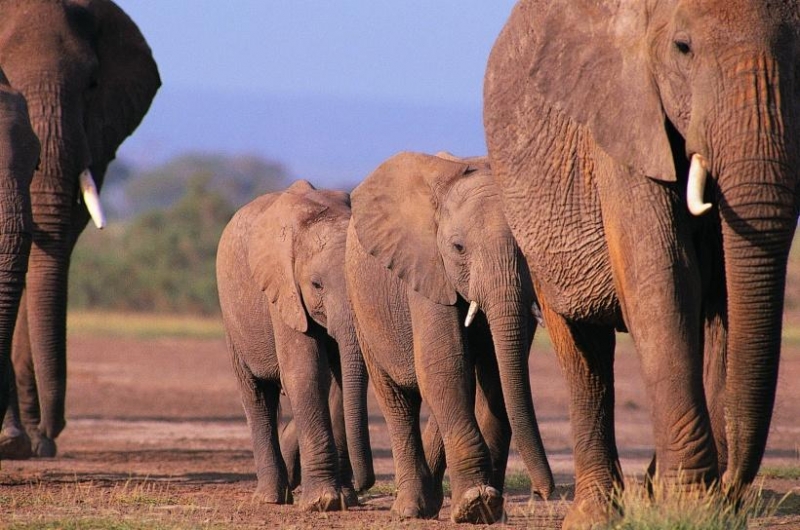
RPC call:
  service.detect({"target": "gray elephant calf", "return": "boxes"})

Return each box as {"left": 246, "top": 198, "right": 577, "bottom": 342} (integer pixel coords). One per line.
{"left": 216, "top": 180, "right": 373, "bottom": 511}
{"left": 346, "top": 152, "right": 553, "bottom": 524}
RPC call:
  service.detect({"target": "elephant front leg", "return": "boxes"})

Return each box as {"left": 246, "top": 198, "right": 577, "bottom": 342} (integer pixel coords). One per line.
{"left": 542, "top": 304, "right": 622, "bottom": 530}
{"left": 275, "top": 324, "right": 344, "bottom": 512}
{"left": 408, "top": 290, "right": 502, "bottom": 524}
{"left": 600, "top": 175, "right": 718, "bottom": 488}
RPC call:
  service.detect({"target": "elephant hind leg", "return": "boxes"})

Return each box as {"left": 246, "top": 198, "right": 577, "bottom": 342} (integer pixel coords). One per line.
{"left": 232, "top": 350, "right": 291, "bottom": 504}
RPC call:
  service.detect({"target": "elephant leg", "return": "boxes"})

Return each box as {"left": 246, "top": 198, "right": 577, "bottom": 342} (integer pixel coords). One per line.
{"left": 703, "top": 308, "right": 728, "bottom": 476}
{"left": 599, "top": 174, "right": 717, "bottom": 487}
{"left": 2, "top": 292, "right": 51, "bottom": 458}
{"left": 408, "top": 290, "right": 501, "bottom": 524}
{"left": 279, "top": 416, "right": 301, "bottom": 491}
{"left": 232, "top": 349, "right": 291, "bottom": 505}
{"left": 422, "top": 413, "right": 445, "bottom": 516}
{"left": 370, "top": 367, "right": 437, "bottom": 519}
{"left": 541, "top": 301, "right": 621, "bottom": 530}
{"left": 274, "top": 325, "right": 343, "bottom": 512}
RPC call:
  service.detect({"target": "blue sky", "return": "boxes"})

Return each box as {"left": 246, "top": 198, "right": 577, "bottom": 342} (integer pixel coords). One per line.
{"left": 114, "top": 2, "right": 517, "bottom": 107}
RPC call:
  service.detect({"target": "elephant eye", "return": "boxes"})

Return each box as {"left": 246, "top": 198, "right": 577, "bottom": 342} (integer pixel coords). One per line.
{"left": 453, "top": 242, "right": 465, "bottom": 254}
{"left": 311, "top": 279, "right": 323, "bottom": 291}
{"left": 674, "top": 39, "right": 692, "bottom": 55}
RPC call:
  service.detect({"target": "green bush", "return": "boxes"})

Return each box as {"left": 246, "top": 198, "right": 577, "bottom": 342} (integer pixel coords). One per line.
{"left": 70, "top": 174, "right": 236, "bottom": 316}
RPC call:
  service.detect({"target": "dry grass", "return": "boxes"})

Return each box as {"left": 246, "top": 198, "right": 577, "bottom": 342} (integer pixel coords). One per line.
{"left": 67, "top": 311, "right": 224, "bottom": 340}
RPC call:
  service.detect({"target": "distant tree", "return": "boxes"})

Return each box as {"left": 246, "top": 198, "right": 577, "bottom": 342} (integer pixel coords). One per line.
{"left": 70, "top": 166, "right": 242, "bottom": 315}
{"left": 107, "top": 153, "right": 289, "bottom": 220}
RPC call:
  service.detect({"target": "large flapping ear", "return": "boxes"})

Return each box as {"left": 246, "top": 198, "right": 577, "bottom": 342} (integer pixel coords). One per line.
{"left": 73, "top": 0, "right": 161, "bottom": 173}
{"left": 485, "top": 0, "right": 675, "bottom": 182}
{"left": 351, "top": 152, "right": 471, "bottom": 305}
{"left": 248, "top": 181, "right": 330, "bottom": 333}
{"left": 0, "top": 71, "right": 40, "bottom": 190}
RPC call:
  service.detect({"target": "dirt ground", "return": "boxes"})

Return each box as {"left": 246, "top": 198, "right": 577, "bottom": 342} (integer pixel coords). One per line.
{"left": 1, "top": 323, "right": 799, "bottom": 528}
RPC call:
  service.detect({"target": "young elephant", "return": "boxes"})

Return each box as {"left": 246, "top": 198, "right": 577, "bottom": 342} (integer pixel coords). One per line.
{"left": 216, "top": 180, "right": 374, "bottom": 511}
{"left": 346, "top": 152, "right": 553, "bottom": 523}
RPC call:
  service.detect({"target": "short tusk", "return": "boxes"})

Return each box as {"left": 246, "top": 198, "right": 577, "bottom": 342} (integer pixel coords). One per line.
{"left": 464, "top": 300, "right": 479, "bottom": 327}
{"left": 531, "top": 301, "right": 546, "bottom": 328}
{"left": 79, "top": 169, "right": 106, "bottom": 229}
{"left": 687, "top": 154, "right": 712, "bottom": 216}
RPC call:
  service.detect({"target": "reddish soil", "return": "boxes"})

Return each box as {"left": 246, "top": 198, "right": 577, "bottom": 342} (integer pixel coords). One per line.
{"left": 1, "top": 326, "right": 799, "bottom": 528}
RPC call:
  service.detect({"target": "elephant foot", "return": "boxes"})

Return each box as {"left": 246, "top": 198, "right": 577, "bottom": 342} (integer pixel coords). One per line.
{"left": 0, "top": 428, "right": 32, "bottom": 460}
{"left": 254, "top": 482, "right": 294, "bottom": 505}
{"left": 30, "top": 432, "right": 57, "bottom": 458}
{"left": 390, "top": 488, "right": 439, "bottom": 520}
{"left": 562, "top": 497, "right": 619, "bottom": 530}
{"left": 299, "top": 485, "right": 347, "bottom": 512}
{"left": 450, "top": 485, "right": 504, "bottom": 524}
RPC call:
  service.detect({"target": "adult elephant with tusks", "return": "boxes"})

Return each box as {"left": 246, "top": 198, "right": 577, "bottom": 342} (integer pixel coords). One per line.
{"left": 0, "top": 0, "right": 161, "bottom": 459}
{"left": 484, "top": 1, "right": 800, "bottom": 528}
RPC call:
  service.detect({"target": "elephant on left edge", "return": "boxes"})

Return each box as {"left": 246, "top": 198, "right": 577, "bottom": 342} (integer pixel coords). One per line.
{"left": 0, "top": 71, "right": 41, "bottom": 432}
{"left": 216, "top": 180, "right": 374, "bottom": 511}
{"left": 0, "top": 0, "right": 161, "bottom": 458}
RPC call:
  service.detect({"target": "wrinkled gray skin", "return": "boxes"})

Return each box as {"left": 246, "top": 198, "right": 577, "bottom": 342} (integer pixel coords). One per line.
{"left": 0, "top": 0, "right": 161, "bottom": 458}
{"left": 216, "top": 181, "right": 374, "bottom": 511}
{"left": 346, "top": 152, "right": 553, "bottom": 524}
{"left": 0, "top": 71, "right": 41, "bottom": 434}
{"left": 485, "top": 1, "right": 800, "bottom": 527}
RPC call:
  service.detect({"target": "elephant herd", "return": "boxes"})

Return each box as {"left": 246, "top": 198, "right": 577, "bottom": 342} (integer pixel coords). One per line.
{"left": 0, "top": 1, "right": 796, "bottom": 529}
{"left": 219, "top": 1, "right": 800, "bottom": 528}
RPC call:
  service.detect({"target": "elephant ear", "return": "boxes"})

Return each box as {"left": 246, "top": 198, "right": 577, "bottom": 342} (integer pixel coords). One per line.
{"left": 75, "top": 0, "right": 161, "bottom": 173}
{"left": 248, "top": 181, "right": 332, "bottom": 333}
{"left": 351, "top": 152, "right": 470, "bottom": 305}
{"left": 486, "top": 0, "right": 675, "bottom": 182}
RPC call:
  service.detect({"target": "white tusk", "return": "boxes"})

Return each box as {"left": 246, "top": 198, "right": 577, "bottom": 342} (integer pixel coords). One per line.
{"left": 687, "top": 154, "right": 713, "bottom": 216}
{"left": 531, "top": 301, "right": 546, "bottom": 328}
{"left": 464, "top": 300, "right": 479, "bottom": 327}
{"left": 79, "top": 169, "right": 106, "bottom": 229}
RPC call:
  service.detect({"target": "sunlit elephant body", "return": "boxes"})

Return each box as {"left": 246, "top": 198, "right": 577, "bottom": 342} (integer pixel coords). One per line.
{"left": 0, "top": 0, "right": 161, "bottom": 458}
{"left": 484, "top": 1, "right": 800, "bottom": 527}
{"left": 216, "top": 181, "right": 374, "bottom": 511}
{"left": 0, "top": 72, "right": 41, "bottom": 430}
{"left": 345, "top": 152, "right": 553, "bottom": 524}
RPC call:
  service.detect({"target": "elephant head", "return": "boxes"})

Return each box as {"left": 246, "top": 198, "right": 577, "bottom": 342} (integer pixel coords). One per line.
{"left": 485, "top": 0, "right": 800, "bottom": 493}
{"left": 0, "top": 0, "right": 160, "bottom": 451}
{"left": 351, "top": 151, "right": 553, "bottom": 499}
{"left": 248, "top": 180, "right": 373, "bottom": 492}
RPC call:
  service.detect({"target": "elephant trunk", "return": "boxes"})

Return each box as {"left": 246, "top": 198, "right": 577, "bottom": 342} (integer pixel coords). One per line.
{"left": 702, "top": 55, "right": 800, "bottom": 491}
{"left": 331, "top": 309, "right": 375, "bottom": 492}
{"left": 478, "top": 245, "right": 554, "bottom": 499}
{"left": 717, "top": 160, "right": 797, "bottom": 491}
{"left": 14, "top": 83, "right": 86, "bottom": 440}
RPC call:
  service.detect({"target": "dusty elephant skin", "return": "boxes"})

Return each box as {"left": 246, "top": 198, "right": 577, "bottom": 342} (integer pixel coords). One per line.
{"left": 0, "top": 71, "right": 41, "bottom": 436}
{"left": 346, "top": 152, "right": 554, "bottom": 524}
{"left": 484, "top": 1, "right": 800, "bottom": 528}
{"left": 0, "top": 0, "right": 161, "bottom": 459}
{"left": 216, "top": 181, "right": 374, "bottom": 511}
